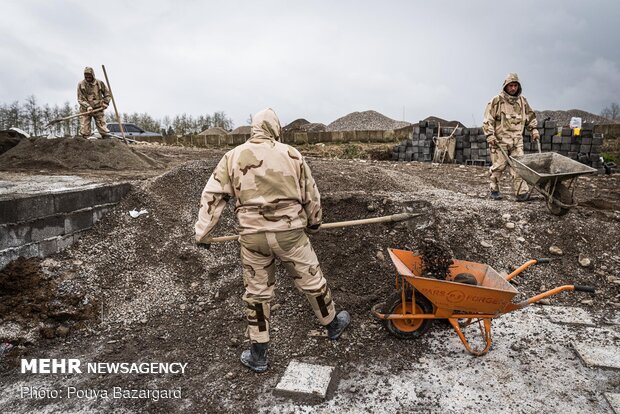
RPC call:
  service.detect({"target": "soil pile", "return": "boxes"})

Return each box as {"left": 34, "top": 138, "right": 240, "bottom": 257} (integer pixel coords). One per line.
{"left": 327, "top": 110, "right": 411, "bottom": 131}
{"left": 198, "top": 127, "right": 229, "bottom": 135}
{"left": 0, "top": 137, "right": 163, "bottom": 171}
{"left": 536, "top": 109, "right": 615, "bottom": 125}
{"left": 231, "top": 126, "right": 251, "bottom": 135}
{"left": 284, "top": 119, "right": 327, "bottom": 133}
{"left": 283, "top": 118, "right": 310, "bottom": 132}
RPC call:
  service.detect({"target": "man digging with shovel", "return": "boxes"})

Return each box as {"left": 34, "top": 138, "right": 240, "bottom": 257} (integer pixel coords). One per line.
{"left": 77, "top": 66, "right": 112, "bottom": 139}
{"left": 195, "top": 108, "right": 350, "bottom": 373}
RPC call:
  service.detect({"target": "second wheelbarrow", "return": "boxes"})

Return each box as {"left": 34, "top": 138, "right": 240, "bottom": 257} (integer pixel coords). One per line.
{"left": 497, "top": 145, "right": 596, "bottom": 215}
{"left": 371, "top": 248, "right": 595, "bottom": 356}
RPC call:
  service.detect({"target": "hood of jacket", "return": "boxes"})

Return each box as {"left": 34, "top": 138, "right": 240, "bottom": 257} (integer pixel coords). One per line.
{"left": 251, "top": 108, "right": 281, "bottom": 141}
{"left": 501, "top": 72, "right": 522, "bottom": 98}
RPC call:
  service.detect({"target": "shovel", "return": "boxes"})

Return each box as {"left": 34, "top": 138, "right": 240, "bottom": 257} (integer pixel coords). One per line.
{"left": 45, "top": 107, "right": 105, "bottom": 127}
{"left": 203, "top": 212, "right": 424, "bottom": 244}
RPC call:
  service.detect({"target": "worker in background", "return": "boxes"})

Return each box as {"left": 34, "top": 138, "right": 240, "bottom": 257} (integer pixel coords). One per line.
{"left": 77, "top": 67, "right": 111, "bottom": 139}
{"left": 195, "top": 108, "right": 350, "bottom": 373}
{"left": 483, "top": 73, "right": 539, "bottom": 201}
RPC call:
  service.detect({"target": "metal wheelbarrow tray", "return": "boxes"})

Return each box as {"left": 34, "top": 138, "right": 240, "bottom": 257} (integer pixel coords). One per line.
{"left": 510, "top": 152, "right": 597, "bottom": 215}
{"left": 371, "top": 248, "right": 595, "bottom": 356}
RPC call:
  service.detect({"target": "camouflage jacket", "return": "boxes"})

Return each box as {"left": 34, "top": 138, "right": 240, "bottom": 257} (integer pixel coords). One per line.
{"left": 482, "top": 73, "right": 537, "bottom": 144}
{"left": 77, "top": 68, "right": 111, "bottom": 110}
{"left": 195, "top": 108, "right": 322, "bottom": 242}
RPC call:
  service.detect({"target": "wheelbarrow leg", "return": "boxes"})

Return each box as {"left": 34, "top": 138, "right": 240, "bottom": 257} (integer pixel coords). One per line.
{"left": 447, "top": 318, "right": 493, "bottom": 356}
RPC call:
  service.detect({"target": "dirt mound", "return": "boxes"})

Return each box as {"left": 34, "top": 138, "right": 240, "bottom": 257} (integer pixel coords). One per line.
{"left": 536, "top": 109, "right": 615, "bottom": 125}
{"left": 198, "top": 127, "right": 229, "bottom": 135}
{"left": 327, "top": 110, "right": 411, "bottom": 131}
{"left": 283, "top": 118, "right": 310, "bottom": 132}
{"left": 0, "top": 137, "right": 163, "bottom": 171}
{"left": 300, "top": 122, "right": 327, "bottom": 132}
{"left": 0, "top": 257, "right": 98, "bottom": 344}
{"left": 231, "top": 125, "right": 251, "bottom": 135}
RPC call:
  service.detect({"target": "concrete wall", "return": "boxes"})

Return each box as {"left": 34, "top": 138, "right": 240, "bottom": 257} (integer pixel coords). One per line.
{"left": 0, "top": 183, "right": 131, "bottom": 269}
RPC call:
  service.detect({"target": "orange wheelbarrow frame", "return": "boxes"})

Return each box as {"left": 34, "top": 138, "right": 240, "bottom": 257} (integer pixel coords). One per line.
{"left": 371, "top": 248, "right": 595, "bottom": 356}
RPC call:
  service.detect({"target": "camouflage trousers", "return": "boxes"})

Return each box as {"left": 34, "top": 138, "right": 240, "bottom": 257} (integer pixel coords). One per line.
{"left": 79, "top": 111, "right": 109, "bottom": 138}
{"left": 489, "top": 139, "right": 528, "bottom": 195}
{"left": 239, "top": 229, "right": 336, "bottom": 344}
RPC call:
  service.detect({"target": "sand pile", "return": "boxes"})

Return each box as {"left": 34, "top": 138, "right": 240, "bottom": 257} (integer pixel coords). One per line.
{"left": 0, "top": 137, "right": 163, "bottom": 171}
{"left": 327, "top": 110, "right": 411, "bottom": 131}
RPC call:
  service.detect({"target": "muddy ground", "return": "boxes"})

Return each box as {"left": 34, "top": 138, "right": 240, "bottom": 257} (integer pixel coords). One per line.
{"left": 0, "top": 141, "right": 619, "bottom": 413}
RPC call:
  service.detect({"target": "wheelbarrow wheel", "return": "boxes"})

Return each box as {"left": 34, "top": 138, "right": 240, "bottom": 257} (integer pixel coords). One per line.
{"left": 383, "top": 289, "right": 433, "bottom": 339}
{"left": 546, "top": 182, "right": 571, "bottom": 216}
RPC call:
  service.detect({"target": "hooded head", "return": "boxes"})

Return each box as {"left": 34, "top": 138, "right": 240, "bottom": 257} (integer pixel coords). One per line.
{"left": 251, "top": 108, "right": 281, "bottom": 141}
{"left": 502, "top": 72, "right": 522, "bottom": 97}
{"left": 84, "top": 66, "right": 95, "bottom": 82}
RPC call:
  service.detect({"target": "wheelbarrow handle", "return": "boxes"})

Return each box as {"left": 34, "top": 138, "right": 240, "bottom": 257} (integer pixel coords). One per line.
{"left": 505, "top": 258, "right": 550, "bottom": 282}
{"left": 574, "top": 285, "right": 595, "bottom": 293}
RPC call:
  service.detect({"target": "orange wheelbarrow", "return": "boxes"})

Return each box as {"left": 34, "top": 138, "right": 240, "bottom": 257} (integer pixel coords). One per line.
{"left": 371, "top": 248, "right": 595, "bottom": 356}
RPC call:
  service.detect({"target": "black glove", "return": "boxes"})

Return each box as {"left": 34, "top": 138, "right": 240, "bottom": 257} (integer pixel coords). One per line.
{"left": 197, "top": 242, "right": 211, "bottom": 250}
{"left": 305, "top": 223, "right": 321, "bottom": 235}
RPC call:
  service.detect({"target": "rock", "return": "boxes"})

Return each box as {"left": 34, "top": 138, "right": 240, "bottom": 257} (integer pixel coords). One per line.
{"left": 607, "top": 276, "right": 618, "bottom": 282}
{"left": 480, "top": 241, "right": 492, "bottom": 248}
{"left": 229, "top": 337, "right": 240, "bottom": 347}
{"left": 225, "top": 371, "right": 236, "bottom": 379}
{"left": 549, "top": 246, "right": 563, "bottom": 256}
{"left": 505, "top": 222, "right": 515, "bottom": 230}
{"left": 546, "top": 229, "right": 553, "bottom": 235}
{"left": 580, "top": 299, "right": 594, "bottom": 305}
{"left": 272, "top": 304, "right": 281, "bottom": 311}
{"left": 578, "top": 255, "right": 591, "bottom": 267}
{"left": 55, "top": 326, "right": 70, "bottom": 337}
{"left": 613, "top": 280, "right": 620, "bottom": 286}
{"left": 502, "top": 214, "right": 511, "bottom": 221}
{"left": 611, "top": 302, "right": 620, "bottom": 309}
{"left": 180, "top": 304, "right": 187, "bottom": 310}
{"left": 366, "top": 203, "right": 377, "bottom": 212}
{"left": 517, "top": 237, "right": 526, "bottom": 243}
{"left": 191, "top": 282, "right": 199, "bottom": 288}
{"left": 376, "top": 251, "right": 385, "bottom": 262}
{"left": 140, "top": 318, "right": 148, "bottom": 324}
{"left": 40, "top": 326, "right": 56, "bottom": 339}
{"left": 538, "top": 299, "right": 551, "bottom": 305}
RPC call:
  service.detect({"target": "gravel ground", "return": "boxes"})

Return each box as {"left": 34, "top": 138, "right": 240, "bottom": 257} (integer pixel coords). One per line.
{"left": 1, "top": 146, "right": 619, "bottom": 413}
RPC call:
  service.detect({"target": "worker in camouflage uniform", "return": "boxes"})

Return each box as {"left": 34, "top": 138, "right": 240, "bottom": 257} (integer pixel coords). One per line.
{"left": 77, "top": 67, "right": 111, "bottom": 139}
{"left": 195, "top": 108, "right": 350, "bottom": 373}
{"left": 483, "top": 73, "right": 539, "bottom": 201}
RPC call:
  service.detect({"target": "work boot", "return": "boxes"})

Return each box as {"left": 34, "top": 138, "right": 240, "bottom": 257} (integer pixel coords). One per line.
{"left": 515, "top": 193, "right": 529, "bottom": 202}
{"left": 490, "top": 191, "right": 502, "bottom": 200}
{"left": 326, "top": 310, "right": 351, "bottom": 340}
{"left": 240, "top": 342, "right": 268, "bottom": 373}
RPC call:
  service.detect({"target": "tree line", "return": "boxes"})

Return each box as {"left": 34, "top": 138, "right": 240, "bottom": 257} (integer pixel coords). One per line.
{"left": 0, "top": 95, "right": 234, "bottom": 137}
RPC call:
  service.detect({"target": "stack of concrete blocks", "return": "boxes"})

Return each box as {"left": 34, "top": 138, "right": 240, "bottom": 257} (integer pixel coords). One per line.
{"left": 391, "top": 120, "right": 439, "bottom": 162}
{"left": 0, "top": 184, "right": 131, "bottom": 269}
{"left": 392, "top": 119, "right": 604, "bottom": 170}
{"left": 524, "top": 120, "right": 603, "bottom": 169}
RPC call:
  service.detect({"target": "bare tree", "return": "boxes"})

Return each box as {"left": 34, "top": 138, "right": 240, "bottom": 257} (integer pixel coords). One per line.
{"left": 601, "top": 102, "right": 620, "bottom": 120}
{"left": 24, "top": 95, "right": 42, "bottom": 136}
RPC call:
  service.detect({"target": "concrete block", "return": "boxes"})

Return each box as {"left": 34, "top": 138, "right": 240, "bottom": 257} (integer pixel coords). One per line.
{"left": 552, "top": 136, "right": 563, "bottom": 144}
{"left": 581, "top": 137, "right": 592, "bottom": 145}
{"left": 38, "top": 237, "right": 59, "bottom": 257}
{"left": 471, "top": 142, "right": 479, "bottom": 149}
{"left": 544, "top": 306, "right": 594, "bottom": 326}
{"left": 561, "top": 136, "right": 572, "bottom": 144}
{"left": 542, "top": 143, "right": 551, "bottom": 150}
{"left": 580, "top": 145, "right": 591, "bottom": 153}
{"left": 605, "top": 393, "right": 620, "bottom": 414}
{"left": 64, "top": 210, "right": 94, "bottom": 234}
{"left": 542, "top": 136, "right": 551, "bottom": 144}
{"left": 0, "top": 223, "right": 32, "bottom": 250}
{"left": 16, "top": 195, "right": 56, "bottom": 223}
{"left": 561, "top": 127, "right": 572, "bottom": 136}
{"left": 560, "top": 143, "right": 570, "bottom": 151}
{"left": 31, "top": 215, "right": 65, "bottom": 241}
{"left": 573, "top": 343, "right": 620, "bottom": 370}
{"left": 463, "top": 148, "right": 471, "bottom": 157}
{"left": 55, "top": 189, "right": 95, "bottom": 214}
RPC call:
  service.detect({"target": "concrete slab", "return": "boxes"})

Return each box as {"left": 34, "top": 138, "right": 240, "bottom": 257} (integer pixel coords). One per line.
{"left": 544, "top": 305, "right": 595, "bottom": 326}
{"left": 606, "top": 393, "right": 620, "bottom": 414}
{"left": 573, "top": 343, "right": 620, "bottom": 370}
{"left": 274, "top": 360, "right": 334, "bottom": 402}
{"left": 0, "top": 175, "right": 98, "bottom": 197}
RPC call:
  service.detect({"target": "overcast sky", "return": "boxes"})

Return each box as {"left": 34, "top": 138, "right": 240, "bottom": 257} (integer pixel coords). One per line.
{"left": 2, "top": 0, "right": 619, "bottom": 127}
